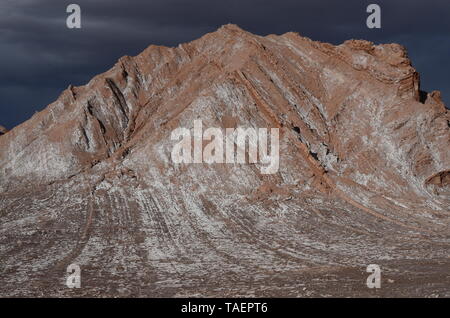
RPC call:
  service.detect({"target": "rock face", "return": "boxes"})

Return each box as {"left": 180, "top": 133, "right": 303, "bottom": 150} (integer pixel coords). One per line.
{"left": 0, "top": 25, "right": 449, "bottom": 297}
{"left": 0, "top": 125, "right": 7, "bottom": 136}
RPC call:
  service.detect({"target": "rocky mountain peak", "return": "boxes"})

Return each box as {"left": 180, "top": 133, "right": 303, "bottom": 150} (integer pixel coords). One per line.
{"left": 0, "top": 25, "right": 449, "bottom": 297}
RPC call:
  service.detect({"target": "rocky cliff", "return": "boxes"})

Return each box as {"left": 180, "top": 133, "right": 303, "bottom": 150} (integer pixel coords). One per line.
{"left": 0, "top": 25, "right": 449, "bottom": 297}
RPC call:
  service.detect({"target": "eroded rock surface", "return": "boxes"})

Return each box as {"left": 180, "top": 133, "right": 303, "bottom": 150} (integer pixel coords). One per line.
{"left": 0, "top": 25, "right": 449, "bottom": 297}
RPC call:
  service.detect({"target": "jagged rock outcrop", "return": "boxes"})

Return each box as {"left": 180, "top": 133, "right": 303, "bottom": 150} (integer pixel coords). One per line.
{"left": 0, "top": 125, "right": 7, "bottom": 136}
{"left": 0, "top": 25, "right": 449, "bottom": 297}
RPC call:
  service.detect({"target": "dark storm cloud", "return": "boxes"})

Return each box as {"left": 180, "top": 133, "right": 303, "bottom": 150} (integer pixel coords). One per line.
{"left": 1, "top": 0, "right": 449, "bottom": 128}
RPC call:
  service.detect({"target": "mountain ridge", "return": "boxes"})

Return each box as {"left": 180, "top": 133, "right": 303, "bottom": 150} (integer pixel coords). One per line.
{"left": 0, "top": 24, "right": 449, "bottom": 297}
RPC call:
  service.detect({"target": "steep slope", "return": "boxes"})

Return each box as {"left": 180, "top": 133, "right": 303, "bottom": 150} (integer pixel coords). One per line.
{"left": 0, "top": 25, "right": 449, "bottom": 297}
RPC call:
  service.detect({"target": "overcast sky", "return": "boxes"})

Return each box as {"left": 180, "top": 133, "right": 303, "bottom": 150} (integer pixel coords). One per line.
{"left": 1, "top": 0, "right": 449, "bottom": 129}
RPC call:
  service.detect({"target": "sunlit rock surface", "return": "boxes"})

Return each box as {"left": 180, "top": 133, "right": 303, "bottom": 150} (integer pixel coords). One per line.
{"left": 0, "top": 25, "right": 449, "bottom": 297}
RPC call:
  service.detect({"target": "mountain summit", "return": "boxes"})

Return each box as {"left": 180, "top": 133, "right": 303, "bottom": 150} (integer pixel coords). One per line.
{"left": 0, "top": 25, "right": 449, "bottom": 297}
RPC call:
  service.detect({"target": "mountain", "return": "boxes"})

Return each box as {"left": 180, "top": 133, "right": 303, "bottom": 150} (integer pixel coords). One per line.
{"left": 0, "top": 24, "right": 449, "bottom": 297}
